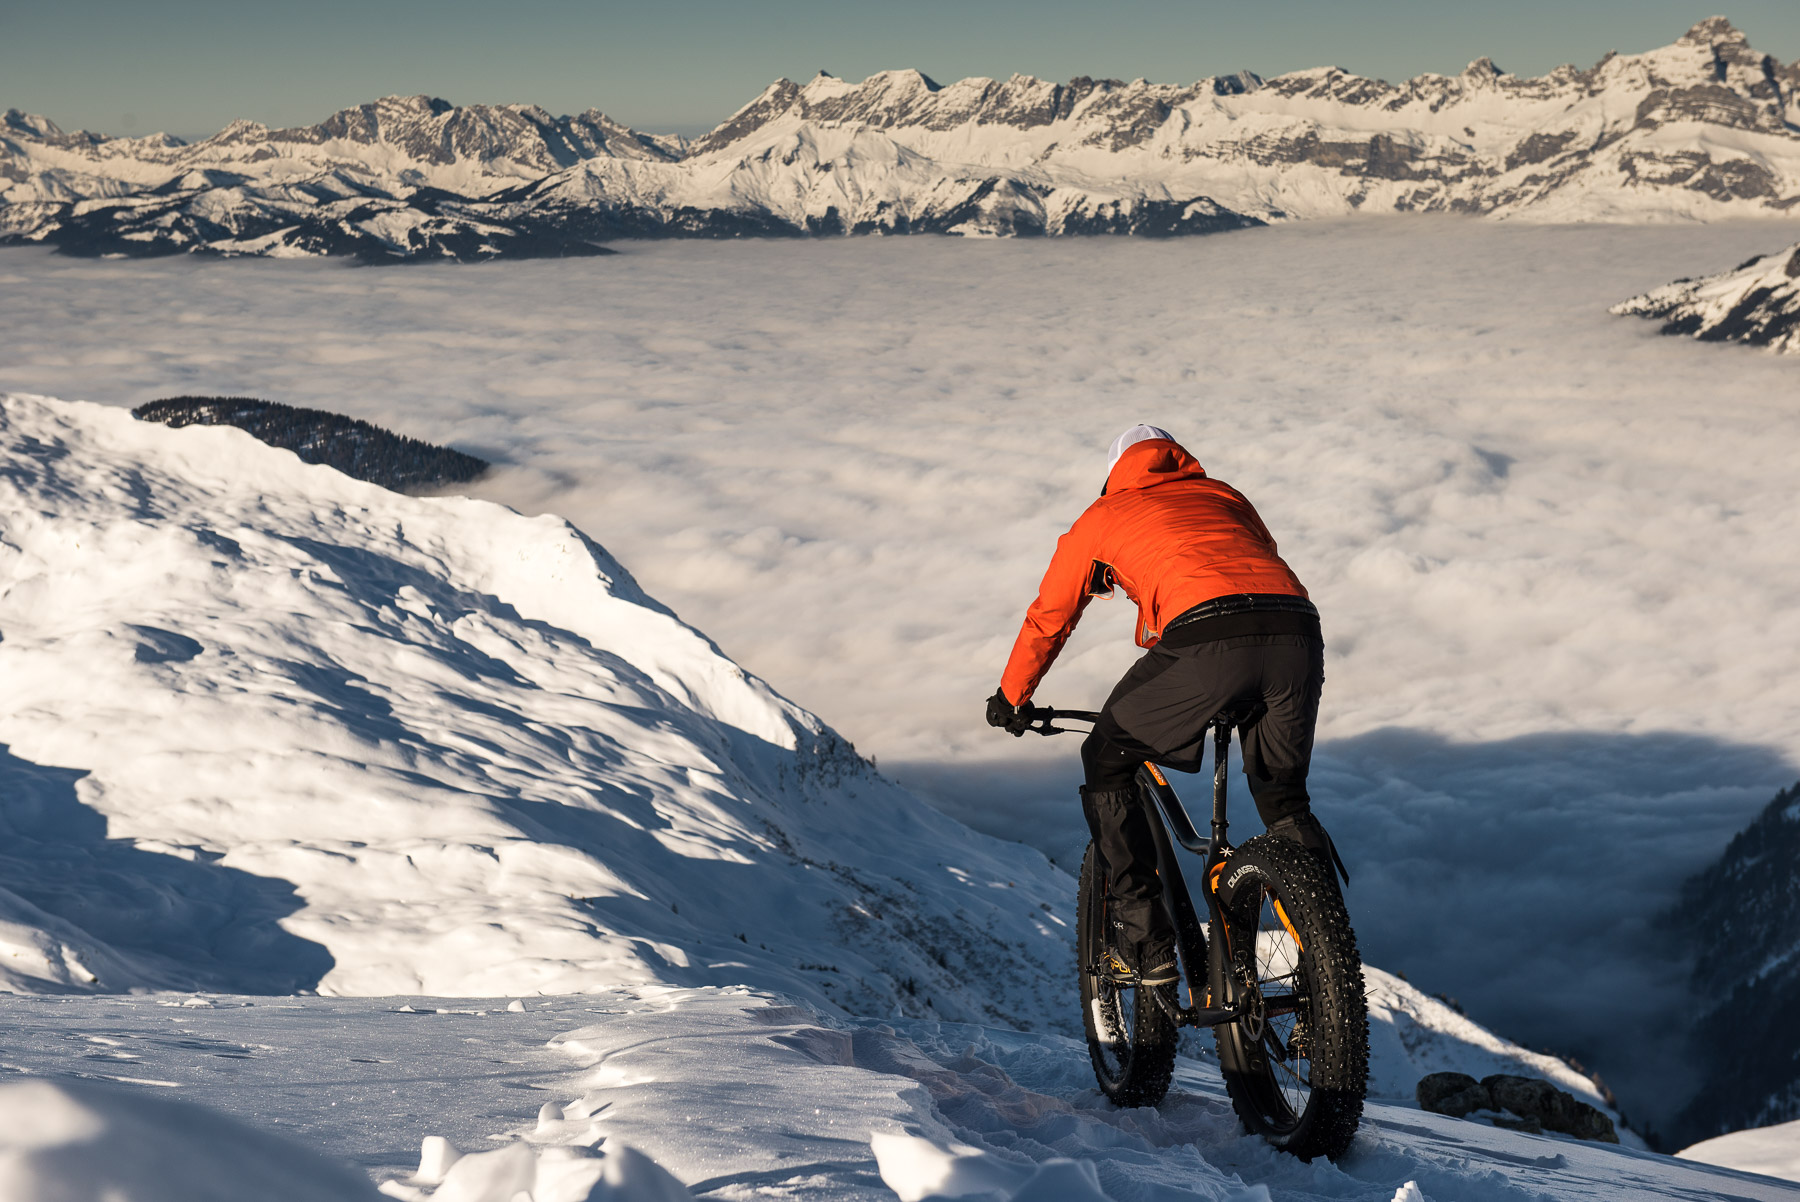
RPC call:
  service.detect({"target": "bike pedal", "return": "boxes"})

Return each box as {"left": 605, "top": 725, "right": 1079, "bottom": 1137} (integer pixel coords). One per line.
{"left": 1085, "top": 960, "right": 1139, "bottom": 986}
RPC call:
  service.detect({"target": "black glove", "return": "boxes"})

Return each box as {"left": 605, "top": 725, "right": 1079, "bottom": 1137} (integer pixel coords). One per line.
{"left": 986, "top": 688, "right": 1037, "bottom": 736}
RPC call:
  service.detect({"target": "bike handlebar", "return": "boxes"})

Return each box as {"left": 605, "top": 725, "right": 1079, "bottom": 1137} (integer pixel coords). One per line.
{"left": 1016, "top": 705, "right": 1101, "bottom": 736}
{"left": 1017, "top": 699, "right": 1266, "bottom": 739}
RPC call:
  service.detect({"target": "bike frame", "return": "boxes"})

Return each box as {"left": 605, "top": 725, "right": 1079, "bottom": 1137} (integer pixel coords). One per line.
{"left": 1027, "top": 701, "right": 1267, "bottom": 1030}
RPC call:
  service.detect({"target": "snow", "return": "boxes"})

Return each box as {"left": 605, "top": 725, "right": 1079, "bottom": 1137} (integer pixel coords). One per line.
{"left": 1, "top": 987, "right": 1790, "bottom": 1201}
{"left": 872, "top": 1135, "right": 1111, "bottom": 1201}
{"left": 1360, "top": 967, "right": 1606, "bottom": 1108}
{"left": 0, "top": 391, "right": 1074, "bottom": 1029}
{"left": 0, "top": 1076, "right": 384, "bottom": 1201}
{"left": 1680, "top": 1118, "right": 1800, "bottom": 1184}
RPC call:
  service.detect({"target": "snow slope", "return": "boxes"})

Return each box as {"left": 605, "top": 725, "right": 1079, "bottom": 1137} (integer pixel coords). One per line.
{"left": 1681, "top": 1118, "right": 1800, "bottom": 1185}
{"left": 0, "top": 392, "right": 1073, "bottom": 1029}
{"left": 0, "top": 987, "right": 1787, "bottom": 1201}
{"left": 5, "top": 20, "right": 1799, "bottom": 257}
{"left": 0, "top": 1077, "right": 386, "bottom": 1202}
{"left": 1614, "top": 238, "right": 1800, "bottom": 352}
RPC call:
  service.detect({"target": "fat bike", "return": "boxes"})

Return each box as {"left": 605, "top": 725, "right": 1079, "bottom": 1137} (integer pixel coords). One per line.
{"left": 1024, "top": 701, "right": 1368, "bottom": 1161}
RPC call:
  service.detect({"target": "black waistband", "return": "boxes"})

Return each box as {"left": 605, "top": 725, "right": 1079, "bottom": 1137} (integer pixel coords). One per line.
{"left": 1158, "top": 593, "right": 1320, "bottom": 647}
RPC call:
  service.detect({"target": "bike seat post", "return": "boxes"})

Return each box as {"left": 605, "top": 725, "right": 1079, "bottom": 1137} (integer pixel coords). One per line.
{"left": 1210, "top": 718, "right": 1232, "bottom": 844}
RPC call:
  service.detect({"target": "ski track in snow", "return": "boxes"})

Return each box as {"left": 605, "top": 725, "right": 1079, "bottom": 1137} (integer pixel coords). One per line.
{"left": 3, "top": 221, "right": 1797, "bottom": 1120}
{"left": 3, "top": 987, "right": 1793, "bottom": 1202}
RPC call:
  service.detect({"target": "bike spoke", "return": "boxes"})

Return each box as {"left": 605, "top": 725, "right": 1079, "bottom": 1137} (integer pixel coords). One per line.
{"left": 1237, "top": 883, "right": 1316, "bottom": 1120}
{"left": 1271, "top": 1053, "right": 1312, "bottom": 1091}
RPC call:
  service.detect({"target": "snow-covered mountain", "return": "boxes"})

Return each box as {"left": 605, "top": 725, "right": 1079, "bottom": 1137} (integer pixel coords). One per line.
{"left": 1670, "top": 781, "right": 1800, "bottom": 1145}
{"left": 0, "top": 95, "right": 675, "bottom": 260}
{"left": 0, "top": 392, "right": 1073, "bottom": 1029}
{"left": 1613, "top": 239, "right": 1800, "bottom": 352}
{"left": 5, "top": 18, "right": 1799, "bottom": 260}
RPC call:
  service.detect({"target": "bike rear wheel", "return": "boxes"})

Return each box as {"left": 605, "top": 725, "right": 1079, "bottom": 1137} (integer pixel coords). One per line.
{"left": 1213, "top": 833, "right": 1367, "bottom": 1160}
{"left": 1077, "top": 841, "right": 1177, "bottom": 1107}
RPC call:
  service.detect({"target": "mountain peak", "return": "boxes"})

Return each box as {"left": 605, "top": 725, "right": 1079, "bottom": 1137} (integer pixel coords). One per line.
{"left": 2, "top": 108, "right": 63, "bottom": 139}
{"left": 373, "top": 94, "right": 455, "bottom": 117}
{"left": 801, "top": 71, "right": 854, "bottom": 97}
{"left": 1679, "top": 16, "right": 1746, "bottom": 46}
{"left": 866, "top": 67, "right": 942, "bottom": 92}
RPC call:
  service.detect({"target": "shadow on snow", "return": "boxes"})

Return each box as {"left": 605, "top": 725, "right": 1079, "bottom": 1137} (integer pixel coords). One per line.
{"left": 0, "top": 744, "right": 335, "bottom": 993}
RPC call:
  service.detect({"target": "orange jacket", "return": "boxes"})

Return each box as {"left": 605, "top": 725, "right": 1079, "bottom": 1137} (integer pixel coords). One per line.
{"left": 999, "top": 438, "right": 1307, "bottom": 704}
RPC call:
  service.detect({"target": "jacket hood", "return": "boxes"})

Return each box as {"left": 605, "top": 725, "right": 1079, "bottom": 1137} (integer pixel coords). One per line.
{"left": 1104, "top": 438, "right": 1207, "bottom": 493}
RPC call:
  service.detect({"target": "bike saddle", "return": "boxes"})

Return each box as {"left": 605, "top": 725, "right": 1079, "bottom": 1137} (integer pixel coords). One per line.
{"left": 1214, "top": 699, "right": 1268, "bottom": 730}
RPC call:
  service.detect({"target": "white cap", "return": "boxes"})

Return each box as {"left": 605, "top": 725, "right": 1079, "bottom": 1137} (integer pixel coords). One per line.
{"left": 1107, "top": 424, "right": 1176, "bottom": 472}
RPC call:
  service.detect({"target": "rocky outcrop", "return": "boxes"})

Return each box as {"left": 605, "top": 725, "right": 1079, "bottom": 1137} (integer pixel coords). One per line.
{"left": 1612, "top": 242, "right": 1800, "bottom": 353}
{"left": 1417, "top": 1071, "right": 1619, "bottom": 1142}
{"left": 1418, "top": 1071, "right": 1494, "bottom": 1118}
{"left": 4, "top": 19, "right": 1799, "bottom": 260}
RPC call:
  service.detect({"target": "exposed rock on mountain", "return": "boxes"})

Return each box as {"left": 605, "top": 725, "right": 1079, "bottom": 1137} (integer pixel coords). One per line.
{"left": 1612, "top": 241, "right": 1800, "bottom": 352}
{"left": 4, "top": 19, "right": 1799, "bottom": 260}
{"left": 1418, "top": 1070, "right": 1620, "bottom": 1142}
{"left": 1671, "top": 781, "right": 1800, "bottom": 1144}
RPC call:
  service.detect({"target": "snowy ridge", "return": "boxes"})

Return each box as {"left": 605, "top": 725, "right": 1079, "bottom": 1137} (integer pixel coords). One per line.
{"left": 1612, "top": 239, "right": 1800, "bottom": 351}
{"left": 1361, "top": 966, "right": 1610, "bottom": 1108}
{"left": 0, "top": 392, "right": 1072, "bottom": 1027}
{"left": 5, "top": 19, "right": 1800, "bottom": 259}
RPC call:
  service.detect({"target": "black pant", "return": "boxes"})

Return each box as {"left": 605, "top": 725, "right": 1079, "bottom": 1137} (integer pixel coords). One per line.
{"left": 1079, "top": 629, "right": 1325, "bottom": 939}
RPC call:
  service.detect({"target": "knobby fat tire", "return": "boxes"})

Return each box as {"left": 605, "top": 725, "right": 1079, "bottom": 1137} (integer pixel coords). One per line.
{"left": 1215, "top": 833, "right": 1368, "bottom": 1161}
{"left": 1077, "top": 842, "right": 1178, "bottom": 1106}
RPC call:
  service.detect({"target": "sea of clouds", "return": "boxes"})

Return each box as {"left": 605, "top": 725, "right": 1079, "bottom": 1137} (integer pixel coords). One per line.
{"left": 4, "top": 217, "right": 1797, "bottom": 1123}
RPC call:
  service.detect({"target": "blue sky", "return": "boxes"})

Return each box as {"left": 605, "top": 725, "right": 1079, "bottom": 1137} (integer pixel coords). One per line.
{"left": 5, "top": 1, "right": 1799, "bottom": 140}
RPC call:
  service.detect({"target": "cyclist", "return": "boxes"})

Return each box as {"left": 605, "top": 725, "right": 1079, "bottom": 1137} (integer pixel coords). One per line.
{"left": 986, "top": 424, "right": 1339, "bottom": 986}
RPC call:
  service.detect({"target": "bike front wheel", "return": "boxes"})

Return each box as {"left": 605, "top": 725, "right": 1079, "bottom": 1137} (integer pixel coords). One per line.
{"left": 1076, "top": 841, "right": 1177, "bottom": 1107}
{"left": 1213, "top": 833, "right": 1368, "bottom": 1160}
